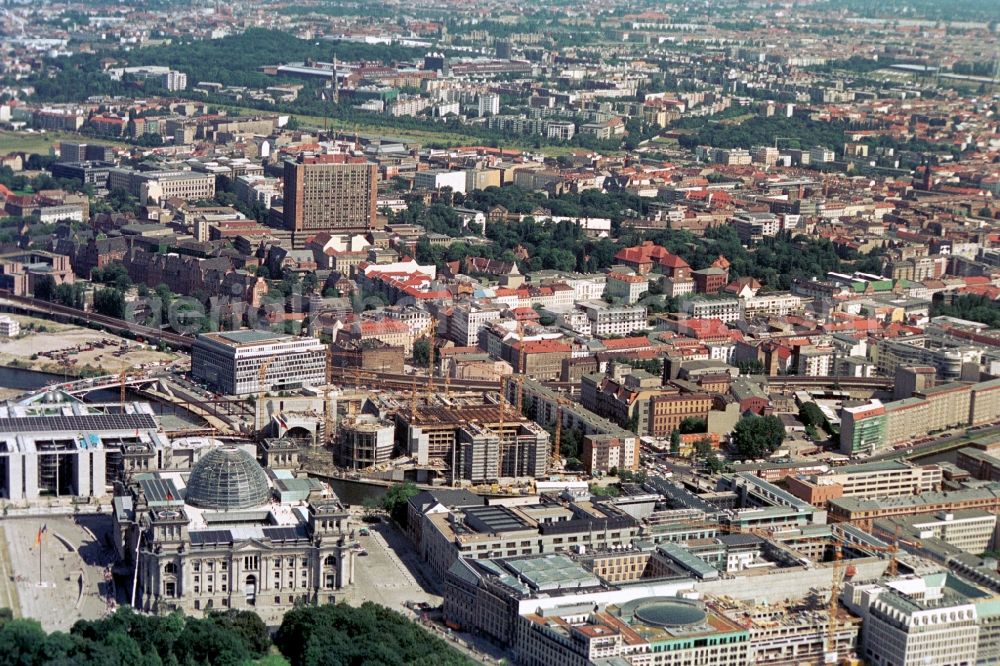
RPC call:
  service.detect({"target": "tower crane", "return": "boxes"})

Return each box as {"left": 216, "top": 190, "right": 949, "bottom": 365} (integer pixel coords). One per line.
{"left": 256, "top": 356, "right": 276, "bottom": 434}
{"left": 825, "top": 544, "right": 843, "bottom": 665}
{"left": 551, "top": 393, "right": 576, "bottom": 471}
{"left": 865, "top": 523, "right": 922, "bottom": 577}
{"left": 514, "top": 319, "right": 527, "bottom": 414}
{"left": 424, "top": 317, "right": 436, "bottom": 393}
{"left": 323, "top": 347, "right": 334, "bottom": 444}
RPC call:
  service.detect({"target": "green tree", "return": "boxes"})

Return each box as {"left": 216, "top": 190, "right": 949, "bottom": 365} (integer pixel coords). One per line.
{"left": 33, "top": 275, "right": 55, "bottom": 300}
{"left": 731, "top": 415, "right": 786, "bottom": 460}
{"left": 703, "top": 452, "right": 725, "bottom": 474}
{"left": 669, "top": 429, "right": 681, "bottom": 455}
{"left": 206, "top": 610, "right": 270, "bottom": 657}
{"left": 275, "top": 602, "right": 473, "bottom": 666}
{"left": 736, "top": 358, "right": 766, "bottom": 375}
{"left": 0, "top": 618, "right": 49, "bottom": 665}
{"left": 412, "top": 338, "right": 431, "bottom": 366}
{"left": 931, "top": 294, "right": 1000, "bottom": 328}
{"left": 693, "top": 438, "right": 725, "bottom": 473}
{"left": 94, "top": 288, "right": 125, "bottom": 319}
{"left": 91, "top": 262, "right": 132, "bottom": 291}
{"left": 174, "top": 615, "right": 253, "bottom": 666}
{"left": 53, "top": 282, "right": 84, "bottom": 308}
{"left": 559, "top": 427, "right": 583, "bottom": 462}
{"left": 798, "top": 402, "right": 828, "bottom": 431}
{"left": 381, "top": 481, "right": 420, "bottom": 527}
{"left": 678, "top": 417, "right": 707, "bottom": 434}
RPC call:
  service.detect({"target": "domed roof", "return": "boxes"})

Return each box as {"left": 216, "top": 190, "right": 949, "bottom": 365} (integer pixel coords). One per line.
{"left": 185, "top": 446, "right": 270, "bottom": 511}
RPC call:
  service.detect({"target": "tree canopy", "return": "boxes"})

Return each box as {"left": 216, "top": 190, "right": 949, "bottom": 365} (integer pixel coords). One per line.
{"left": 381, "top": 481, "right": 420, "bottom": 527}
{"left": 931, "top": 294, "right": 1000, "bottom": 329}
{"left": 275, "top": 602, "right": 473, "bottom": 666}
{"left": 0, "top": 602, "right": 469, "bottom": 666}
{"left": 731, "top": 414, "right": 786, "bottom": 460}
{"left": 798, "top": 402, "right": 827, "bottom": 429}
{"left": 0, "top": 607, "right": 269, "bottom": 666}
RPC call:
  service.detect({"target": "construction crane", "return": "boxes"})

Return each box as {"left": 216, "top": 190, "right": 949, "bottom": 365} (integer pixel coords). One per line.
{"left": 410, "top": 367, "right": 419, "bottom": 421}
{"left": 550, "top": 393, "right": 576, "bottom": 471}
{"left": 256, "top": 356, "right": 276, "bottom": 434}
{"left": 825, "top": 544, "right": 844, "bottom": 665}
{"left": 864, "top": 523, "right": 922, "bottom": 577}
{"left": 424, "top": 318, "right": 436, "bottom": 394}
{"left": 323, "top": 347, "right": 334, "bottom": 445}
{"left": 494, "top": 369, "right": 517, "bottom": 478}
{"left": 119, "top": 369, "right": 127, "bottom": 407}
{"left": 514, "top": 319, "right": 527, "bottom": 414}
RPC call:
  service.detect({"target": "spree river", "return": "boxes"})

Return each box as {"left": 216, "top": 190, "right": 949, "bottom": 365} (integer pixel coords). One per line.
{"left": 0, "top": 365, "right": 204, "bottom": 425}
{"left": 0, "top": 365, "right": 398, "bottom": 502}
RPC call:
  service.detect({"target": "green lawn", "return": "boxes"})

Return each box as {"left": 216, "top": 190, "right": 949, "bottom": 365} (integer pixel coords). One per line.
{"left": 221, "top": 104, "right": 615, "bottom": 157}
{"left": 0, "top": 131, "right": 125, "bottom": 156}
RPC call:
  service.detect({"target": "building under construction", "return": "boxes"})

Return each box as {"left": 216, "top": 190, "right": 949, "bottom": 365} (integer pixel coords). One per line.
{"left": 337, "top": 414, "right": 394, "bottom": 470}
{"left": 396, "top": 404, "right": 550, "bottom": 483}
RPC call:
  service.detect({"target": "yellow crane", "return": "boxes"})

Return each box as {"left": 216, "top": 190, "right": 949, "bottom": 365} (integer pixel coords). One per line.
{"left": 256, "top": 356, "right": 276, "bottom": 433}
{"left": 495, "top": 370, "right": 514, "bottom": 477}
{"left": 551, "top": 394, "right": 576, "bottom": 471}
{"left": 513, "top": 319, "right": 527, "bottom": 414}
{"left": 865, "top": 523, "right": 922, "bottom": 577}
{"left": 323, "top": 347, "right": 333, "bottom": 444}
{"left": 825, "top": 544, "right": 844, "bottom": 665}
{"left": 425, "top": 318, "right": 436, "bottom": 393}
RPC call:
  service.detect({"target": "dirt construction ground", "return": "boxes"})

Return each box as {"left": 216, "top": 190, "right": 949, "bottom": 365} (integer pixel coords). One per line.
{"left": 0, "top": 314, "right": 179, "bottom": 379}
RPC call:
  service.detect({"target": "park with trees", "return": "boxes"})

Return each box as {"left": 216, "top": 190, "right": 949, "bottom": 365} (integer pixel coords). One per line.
{"left": 0, "top": 601, "right": 472, "bottom": 666}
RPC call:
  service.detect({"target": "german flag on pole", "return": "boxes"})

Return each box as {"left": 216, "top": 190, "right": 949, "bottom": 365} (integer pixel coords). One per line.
{"left": 35, "top": 523, "right": 46, "bottom": 546}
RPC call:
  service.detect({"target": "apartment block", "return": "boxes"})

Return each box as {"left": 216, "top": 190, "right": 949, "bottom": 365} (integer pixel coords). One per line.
{"left": 914, "top": 382, "right": 972, "bottom": 434}
{"left": 787, "top": 460, "right": 942, "bottom": 506}
{"left": 604, "top": 271, "right": 650, "bottom": 304}
{"left": 971, "top": 378, "right": 1000, "bottom": 426}
{"left": 581, "top": 434, "right": 639, "bottom": 475}
{"left": 578, "top": 300, "right": 647, "bottom": 337}
{"left": 688, "top": 298, "right": 742, "bottom": 323}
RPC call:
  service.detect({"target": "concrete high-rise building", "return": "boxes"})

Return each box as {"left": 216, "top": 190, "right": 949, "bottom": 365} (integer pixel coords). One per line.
{"left": 840, "top": 400, "right": 887, "bottom": 455}
{"left": 59, "top": 141, "right": 114, "bottom": 163}
{"left": 477, "top": 92, "right": 500, "bottom": 117}
{"left": 337, "top": 415, "right": 395, "bottom": 470}
{"left": 282, "top": 154, "right": 378, "bottom": 233}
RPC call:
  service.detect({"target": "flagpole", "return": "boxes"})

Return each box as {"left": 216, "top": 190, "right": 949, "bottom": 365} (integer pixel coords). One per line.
{"left": 38, "top": 527, "right": 42, "bottom": 585}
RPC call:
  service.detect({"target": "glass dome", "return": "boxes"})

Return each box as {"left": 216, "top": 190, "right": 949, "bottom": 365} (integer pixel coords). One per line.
{"left": 185, "top": 446, "right": 271, "bottom": 511}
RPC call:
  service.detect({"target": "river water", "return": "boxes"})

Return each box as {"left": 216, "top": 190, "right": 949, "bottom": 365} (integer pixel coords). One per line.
{"left": 0, "top": 365, "right": 204, "bottom": 425}
{"left": 0, "top": 365, "right": 395, "bottom": 501}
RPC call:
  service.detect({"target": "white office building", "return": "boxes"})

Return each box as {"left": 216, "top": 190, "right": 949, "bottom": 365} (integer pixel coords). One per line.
{"left": 451, "top": 303, "right": 504, "bottom": 347}
{"left": 192, "top": 330, "right": 327, "bottom": 396}
{"left": 413, "top": 169, "right": 468, "bottom": 195}
{"left": 688, "top": 298, "right": 742, "bottom": 323}
{"left": 0, "top": 315, "right": 19, "bottom": 337}
{"left": 857, "top": 577, "right": 980, "bottom": 666}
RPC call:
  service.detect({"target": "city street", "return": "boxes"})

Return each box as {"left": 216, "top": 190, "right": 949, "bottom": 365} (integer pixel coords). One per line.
{"left": 0, "top": 516, "right": 116, "bottom": 631}
{"left": 345, "top": 518, "right": 441, "bottom": 611}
